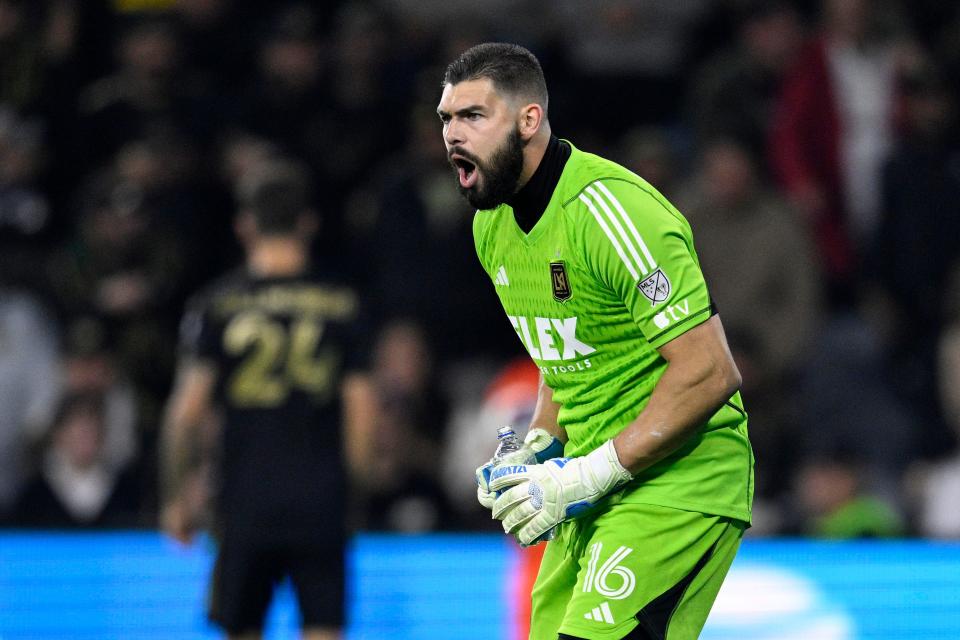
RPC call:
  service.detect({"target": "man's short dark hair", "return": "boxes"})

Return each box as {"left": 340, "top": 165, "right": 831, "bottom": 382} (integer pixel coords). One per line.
{"left": 443, "top": 42, "right": 548, "bottom": 114}
{"left": 241, "top": 161, "right": 314, "bottom": 235}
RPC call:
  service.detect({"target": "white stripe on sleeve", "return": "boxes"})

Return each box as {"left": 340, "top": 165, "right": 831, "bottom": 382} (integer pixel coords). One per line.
{"left": 594, "top": 181, "right": 657, "bottom": 272}
{"left": 584, "top": 184, "right": 648, "bottom": 276}
{"left": 578, "top": 193, "right": 640, "bottom": 281}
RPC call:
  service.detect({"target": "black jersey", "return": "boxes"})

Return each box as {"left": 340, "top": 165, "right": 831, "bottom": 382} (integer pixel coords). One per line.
{"left": 178, "top": 267, "right": 364, "bottom": 538}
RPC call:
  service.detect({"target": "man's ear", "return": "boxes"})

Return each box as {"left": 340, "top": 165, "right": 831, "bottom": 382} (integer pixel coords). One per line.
{"left": 518, "top": 103, "right": 545, "bottom": 141}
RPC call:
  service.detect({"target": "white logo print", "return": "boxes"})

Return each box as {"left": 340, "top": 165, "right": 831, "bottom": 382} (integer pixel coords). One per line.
{"left": 638, "top": 268, "right": 671, "bottom": 305}
{"left": 583, "top": 542, "right": 636, "bottom": 599}
{"left": 653, "top": 298, "right": 690, "bottom": 329}
{"left": 494, "top": 265, "right": 509, "bottom": 286}
{"left": 584, "top": 601, "right": 615, "bottom": 624}
{"left": 506, "top": 315, "right": 596, "bottom": 361}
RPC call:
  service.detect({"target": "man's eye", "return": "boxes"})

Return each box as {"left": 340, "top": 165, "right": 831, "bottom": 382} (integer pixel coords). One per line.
{"left": 466, "top": 113, "right": 481, "bottom": 121}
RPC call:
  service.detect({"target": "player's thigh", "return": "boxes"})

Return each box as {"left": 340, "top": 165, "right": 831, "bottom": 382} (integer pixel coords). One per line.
{"left": 556, "top": 503, "right": 744, "bottom": 640}
{"left": 659, "top": 516, "right": 743, "bottom": 640}
{"left": 529, "top": 528, "right": 586, "bottom": 640}
{"left": 208, "top": 533, "right": 281, "bottom": 635}
{"left": 285, "top": 537, "right": 346, "bottom": 631}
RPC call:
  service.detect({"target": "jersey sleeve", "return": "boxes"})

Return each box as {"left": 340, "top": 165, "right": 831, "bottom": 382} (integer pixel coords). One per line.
{"left": 577, "top": 178, "right": 713, "bottom": 348}
{"left": 177, "top": 293, "right": 220, "bottom": 362}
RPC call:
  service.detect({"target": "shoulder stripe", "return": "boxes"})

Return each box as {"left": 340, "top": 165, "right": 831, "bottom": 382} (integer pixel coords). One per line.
{"left": 584, "top": 184, "right": 649, "bottom": 277}
{"left": 578, "top": 193, "right": 640, "bottom": 281}
{"left": 594, "top": 180, "right": 657, "bottom": 272}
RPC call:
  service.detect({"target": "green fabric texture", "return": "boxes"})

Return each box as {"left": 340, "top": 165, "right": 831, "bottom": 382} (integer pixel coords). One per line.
{"left": 473, "top": 142, "right": 754, "bottom": 523}
{"left": 530, "top": 502, "right": 744, "bottom": 639}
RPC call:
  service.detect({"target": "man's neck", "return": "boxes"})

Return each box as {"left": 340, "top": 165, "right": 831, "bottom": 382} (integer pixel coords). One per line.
{"left": 247, "top": 239, "right": 309, "bottom": 277}
{"left": 508, "top": 134, "right": 571, "bottom": 234}
{"left": 518, "top": 127, "right": 552, "bottom": 190}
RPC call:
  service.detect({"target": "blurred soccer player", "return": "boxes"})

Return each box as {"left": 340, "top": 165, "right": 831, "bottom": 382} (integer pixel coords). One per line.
{"left": 438, "top": 43, "right": 754, "bottom": 639}
{"left": 159, "top": 161, "right": 370, "bottom": 640}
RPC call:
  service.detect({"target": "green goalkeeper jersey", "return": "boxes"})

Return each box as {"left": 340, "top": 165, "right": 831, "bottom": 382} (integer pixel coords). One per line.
{"left": 473, "top": 142, "right": 753, "bottom": 523}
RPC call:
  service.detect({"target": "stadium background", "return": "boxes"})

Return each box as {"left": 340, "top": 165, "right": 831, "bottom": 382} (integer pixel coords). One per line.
{"left": 1, "top": 0, "right": 959, "bottom": 637}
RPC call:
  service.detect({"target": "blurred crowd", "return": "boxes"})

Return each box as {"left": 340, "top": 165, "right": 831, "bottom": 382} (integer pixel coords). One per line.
{"left": 1, "top": 0, "right": 958, "bottom": 539}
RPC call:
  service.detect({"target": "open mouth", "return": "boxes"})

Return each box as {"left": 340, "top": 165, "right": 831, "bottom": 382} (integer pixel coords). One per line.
{"left": 451, "top": 155, "right": 479, "bottom": 189}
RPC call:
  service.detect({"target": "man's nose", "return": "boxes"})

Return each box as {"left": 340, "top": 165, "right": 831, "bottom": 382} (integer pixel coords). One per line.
{"left": 444, "top": 120, "right": 464, "bottom": 146}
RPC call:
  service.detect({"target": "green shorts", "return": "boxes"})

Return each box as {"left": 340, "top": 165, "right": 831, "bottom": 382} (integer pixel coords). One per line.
{"left": 530, "top": 501, "right": 745, "bottom": 640}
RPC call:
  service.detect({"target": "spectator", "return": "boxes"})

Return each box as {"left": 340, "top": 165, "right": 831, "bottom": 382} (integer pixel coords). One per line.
{"left": 613, "top": 126, "right": 682, "bottom": 200}
{"left": 46, "top": 168, "right": 187, "bottom": 413}
{"left": 352, "top": 319, "right": 454, "bottom": 532}
{"left": 796, "top": 311, "right": 921, "bottom": 508}
{"left": 769, "top": 0, "right": 916, "bottom": 298}
{"left": 868, "top": 63, "right": 960, "bottom": 455}
{"left": 911, "top": 266, "right": 960, "bottom": 537}
{"left": 353, "top": 104, "right": 517, "bottom": 363}
{"left": 0, "top": 106, "right": 53, "bottom": 291}
{"left": 0, "top": 288, "right": 61, "bottom": 518}
{"left": 677, "top": 136, "right": 822, "bottom": 499}
{"left": 12, "top": 391, "right": 141, "bottom": 528}
{"left": 0, "top": 0, "right": 70, "bottom": 112}
{"left": 61, "top": 316, "right": 139, "bottom": 477}
{"left": 552, "top": 0, "right": 713, "bottom": 127}
{"left": 77, "top": 14, "right": 217, "bottom": 169}
{"left": 687, "top": 1, "right": 805, "bottom": 160}
{"left": 792, "top": 451, "right": 905, "bottom": 538}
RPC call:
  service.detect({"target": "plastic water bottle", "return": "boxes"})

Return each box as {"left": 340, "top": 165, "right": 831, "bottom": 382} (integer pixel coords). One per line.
{"left": 492, "top": 426, "right": 555, "bottom": 543}
{"left": 493, "top": 425, "right": 526, "bottom": 462}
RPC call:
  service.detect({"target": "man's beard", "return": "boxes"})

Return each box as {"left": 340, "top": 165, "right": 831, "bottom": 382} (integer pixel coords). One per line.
{"left": 451, "top": 127, "right": 525, "bottom": 210}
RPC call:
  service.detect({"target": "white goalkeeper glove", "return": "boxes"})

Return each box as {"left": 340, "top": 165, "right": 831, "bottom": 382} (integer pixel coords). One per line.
{"left": 475, "top": 428, "right": 564, "bottom": 510}
{"left": 488, "top": 440, "right": 632, "bottom": 546}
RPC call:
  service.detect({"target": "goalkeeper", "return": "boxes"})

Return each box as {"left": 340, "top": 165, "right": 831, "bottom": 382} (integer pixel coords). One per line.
{"left": 438, "top": 43, "right": 753, "bottom": 639}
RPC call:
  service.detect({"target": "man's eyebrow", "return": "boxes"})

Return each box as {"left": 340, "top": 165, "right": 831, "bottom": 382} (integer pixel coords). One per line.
{"left": 437, "top": 105, "right": 486, "bottom": 117}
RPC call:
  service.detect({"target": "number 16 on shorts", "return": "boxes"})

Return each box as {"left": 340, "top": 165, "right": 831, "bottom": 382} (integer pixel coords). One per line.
{"left": 583, "top": 542, "right": 636, "bottom": 599}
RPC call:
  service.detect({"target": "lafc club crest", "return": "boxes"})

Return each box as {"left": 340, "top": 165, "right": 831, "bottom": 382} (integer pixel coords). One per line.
{"left": 550, "top": 261, "right": 572, "bottom": 302}
{"left": 638, "top": 268, "right": 670, "bottom": 304}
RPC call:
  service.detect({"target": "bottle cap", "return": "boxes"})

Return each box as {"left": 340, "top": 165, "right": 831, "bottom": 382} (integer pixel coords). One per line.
{"left": 496, "top": 425, "right": 516, "bottom": 439}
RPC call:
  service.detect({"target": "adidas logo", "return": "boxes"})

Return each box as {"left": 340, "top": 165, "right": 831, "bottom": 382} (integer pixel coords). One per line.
{"left": 494, "top": 265, "right": 510, "bottom": 286}
{"left": 584, "top": 601, "right": 615, "bottom": 624}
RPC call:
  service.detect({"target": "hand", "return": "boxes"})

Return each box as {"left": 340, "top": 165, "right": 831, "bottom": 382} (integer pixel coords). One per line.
{"left": 489, "top": 440, "right": 632, "bottom": 546}
{"left": 475, "top": 428, "right": 564, "bottom": 509}
{"left": 161, "top": 498, "right": 199, "bottom": 545}
{"left": 160, "top": 470, "right": 209, "bottom": 545}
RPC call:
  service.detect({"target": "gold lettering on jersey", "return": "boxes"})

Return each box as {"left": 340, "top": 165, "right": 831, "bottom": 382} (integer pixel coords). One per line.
{"left": 223, "top": 312, "right": 340, "bottom": 408}
{"left": 506, "top": 315, "right": 596, "bottom": 362}
{"left": 550, "top": 261, "right": 572, "bottom": 302}
{"left": 215, "top": 286, "right": 357, "bottom": 320}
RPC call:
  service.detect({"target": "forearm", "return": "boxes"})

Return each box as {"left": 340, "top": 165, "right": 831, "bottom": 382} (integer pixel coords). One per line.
{"left": 159, "top": 363, "right": 215, "bottom": 503}
{"left": 159, "top": 414, "right": 194, "bottom": 505}
{"left": 613, "top": 318, "right": 741, "bottom": 475}
{"left": 528, "top": 375, "right": 567, "bottom": 443}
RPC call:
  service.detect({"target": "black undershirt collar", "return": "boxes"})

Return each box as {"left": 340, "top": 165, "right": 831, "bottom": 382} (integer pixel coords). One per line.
{"left": 507, "top": 135, "right": 571, "bottom": 234}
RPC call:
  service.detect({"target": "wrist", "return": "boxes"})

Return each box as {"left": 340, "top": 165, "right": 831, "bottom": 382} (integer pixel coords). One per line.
{"left": 524, "top": 427, "right": 565, "bottom": 463}
{"left": 583, "top": 440, "right": 632, "bottom": 494}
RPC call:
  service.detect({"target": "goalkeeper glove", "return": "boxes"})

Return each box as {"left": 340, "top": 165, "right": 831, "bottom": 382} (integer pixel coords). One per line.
{"left": 489, "top": 440, "right": 632, "bottom": 546}
{"left": 475, "top": 428, "right": 564, "bottom": 510}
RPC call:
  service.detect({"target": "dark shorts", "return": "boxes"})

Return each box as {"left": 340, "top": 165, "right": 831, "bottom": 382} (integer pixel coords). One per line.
{"left": 207, "top": 530, "right": 345, "bottom": 634}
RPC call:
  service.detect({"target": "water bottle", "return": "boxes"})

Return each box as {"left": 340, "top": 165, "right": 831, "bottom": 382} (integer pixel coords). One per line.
{"left": 492, "top": 426, "right": 555, "bottom": 543}
{"left": 493, "top": 425, "right": 526, "bottom": 462}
